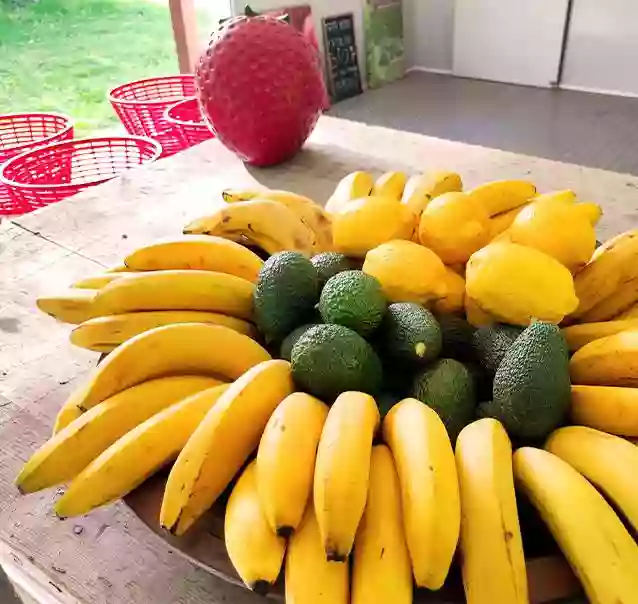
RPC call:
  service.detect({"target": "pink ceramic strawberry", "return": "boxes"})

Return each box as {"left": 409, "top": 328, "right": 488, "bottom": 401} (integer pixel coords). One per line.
{"left": 196, "top": 7, "right": 327, "bottom": 167}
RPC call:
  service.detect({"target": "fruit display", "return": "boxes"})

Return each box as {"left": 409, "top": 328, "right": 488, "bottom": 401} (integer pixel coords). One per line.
{"left": 22, "top": 170, "right": 638, "bottom": 604}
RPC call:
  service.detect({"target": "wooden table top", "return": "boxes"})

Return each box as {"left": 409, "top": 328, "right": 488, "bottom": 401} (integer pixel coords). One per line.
{"left": 2, "top": 116, "right": 638, "bottom": 603}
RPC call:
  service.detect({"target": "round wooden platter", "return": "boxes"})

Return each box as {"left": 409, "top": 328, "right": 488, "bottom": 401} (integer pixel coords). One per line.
{"left": 124, "top": 474, "right": 584, "bottom": 603}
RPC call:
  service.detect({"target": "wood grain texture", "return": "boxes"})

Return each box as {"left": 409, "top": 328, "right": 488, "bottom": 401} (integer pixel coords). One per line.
{"left": 2, "top": 115, "right": 636, "bottom": 603}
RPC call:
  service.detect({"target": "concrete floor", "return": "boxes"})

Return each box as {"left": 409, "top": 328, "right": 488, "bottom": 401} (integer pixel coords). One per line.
{"left": 329, "top": 71, "right": 638, "bottom": 175}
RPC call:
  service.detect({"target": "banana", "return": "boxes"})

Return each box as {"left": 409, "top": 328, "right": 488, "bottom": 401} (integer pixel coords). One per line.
{"left": 16, "top": 376, "right": 221, "bottom": 493}
{"left": 183, "top": 199, "right": 315, "bottom": 256}
{"left": 63, "top": 323, "right": 270, "bottom": 412}
{"left": 382, "top": 398, "right": 460, "bottom": 590}
{"left": 570, "top": 329, "right": 638, "bottom": 386}
{"left": 546, "top": 426, "right": 638, "bottom": 532}
{"left": 36, "top": 289, "right": 97, "bottom": 324}
{"left": 105, "top": 264, "right": 135, "bottom": 273}
{"left": 71, "top": 311, "right": 257, "bottom": 353}
{"left": 285, "top": 502, "right": 349, "bottom": 604}
{"left": 54, "top": 384, "right": 229, "bottom": 517}
{"left": 455, "top": 419, "right": 528, "bottom": 604}
{"left": 314, "top": 391, "right": 380, "bottom": 561}
{"left": 579, "top": 275, "right": 638, "bottom": 322}
{"left": 401, "top": 170, "right": 463, "bottom": 218}
{"left": 562, "top": 320, "right": 638, "bottom": 351}
{"left": 532, "top": 189, "right": 577, "bottom": 204}
{"left": 570, "top": 385, "right": 638, "bottom": 437}
{"left": 123, "top": 236, "right": 264, "bottom": 282}
{"left": 351, "top": 445, "right": 412, "bottom": 604}
{"left": 256, "top": 393, "right": 328, "bottom": 537}
{"left": 373, "top": 171, "right": 408, "bottom": 200}
{"left": 468, "top": 180, "right": 536, "bottom": 217}
{"left": 513, "top": 447, "right": 638, "bottom": 604}
{"left": 53, "top": 395, "right": 86, "bottom": 435}
{"left": 488, "top": 204, "right": 528, "bottom": 239}
{"left": 72, "top": 273, "right": 128, "bottom": 289}
{"left": 221, "top": 188, "right": 266, "bottom": 202}
{"left": 615, "top": 301, "right": 638, "bottom": 320}
{"left": 570, "top": 229, "right": 638, "bottom": 319}
{"left": 160, "top": 359, "right": 293, "bottom": 535}
{"left": 225, "top": 461, "right": 286, "bottom": 595}
{"left": 92, "top": 270, "right": 254, "bottom": 319}
{"left": 325, "top": 171, "right": 374, "bottom": 214}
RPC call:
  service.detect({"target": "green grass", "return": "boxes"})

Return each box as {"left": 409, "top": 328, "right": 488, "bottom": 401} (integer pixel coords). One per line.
{"left": 0, "top": 0, "right": 182, "bottom": 135}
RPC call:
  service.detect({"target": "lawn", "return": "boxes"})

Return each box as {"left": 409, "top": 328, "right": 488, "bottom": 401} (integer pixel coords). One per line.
{"left": 0, "top": 0, "right": 223, "bottom": 136}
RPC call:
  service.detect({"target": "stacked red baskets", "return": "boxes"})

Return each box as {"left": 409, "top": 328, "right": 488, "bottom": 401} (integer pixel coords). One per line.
{"left": 109, "top": 75, "right": 197, "bottom": 158}
{"left": 0, "top": 113, "right": 74, "bottom": 215}
{"left": 164, "top": 97, "right": 215, "bottom": 148}
{"left": 0, "top": 137, "right": 161, "bottom": 213}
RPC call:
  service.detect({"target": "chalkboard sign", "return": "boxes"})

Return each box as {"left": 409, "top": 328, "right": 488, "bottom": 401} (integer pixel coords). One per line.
{"left": 322, "top": 13, "right": 363, "bottom": 103}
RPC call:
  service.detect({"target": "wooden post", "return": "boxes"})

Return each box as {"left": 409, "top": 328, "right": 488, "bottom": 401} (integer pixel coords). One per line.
{"left": 169, "top": 0, "right": 199, "bottom": 74}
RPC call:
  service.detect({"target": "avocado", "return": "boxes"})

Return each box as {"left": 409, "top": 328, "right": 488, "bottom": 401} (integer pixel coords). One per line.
{"left": 410, "top": 358, "right": 475, "bottom": 440}
{"left": 311, "top": 252, "right": 358, "bottom": 287}
{"left": 479, "top": 321, "right": 570, "bottom": 440}
{"left": 471, "top": 324, "right": 523, "bottom": 377}
{"left": 291, "top": 324, "right": 383, "bottom": 401}
{"left": 280, "top": 323, "right": 317, "bottom": 361}
{"left": 437, "top": 314, "right": 475, "bottom": 362}
{"left": 253, "top": 251, "right": 319, "bottom": 343}
{"left": 378, "top": 303, "right": 442, "bottom": 364}
{"left": 318, "top": 270, "right": 386, "bottom": 337}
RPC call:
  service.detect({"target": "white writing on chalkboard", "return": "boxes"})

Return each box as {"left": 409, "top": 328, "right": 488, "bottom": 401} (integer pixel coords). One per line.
{"left": 322, "top": 13, "right": 362, "bottom": 103}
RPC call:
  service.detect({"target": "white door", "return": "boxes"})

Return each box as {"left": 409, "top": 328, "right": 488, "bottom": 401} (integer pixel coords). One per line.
{"left": 561, "top": 0, "right": 638, "bottom": 96}
{"left": 453, "top": 0, "right": 570, "bottom": 88}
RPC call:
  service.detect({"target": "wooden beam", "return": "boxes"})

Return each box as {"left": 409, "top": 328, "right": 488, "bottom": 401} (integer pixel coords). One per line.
{"left": 169, "top": 0, "right": 199, "bottom": 74}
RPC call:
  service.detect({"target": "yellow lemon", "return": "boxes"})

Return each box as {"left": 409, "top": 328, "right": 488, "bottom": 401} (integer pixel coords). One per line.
{"left": 418, "top": 192, "right": 490, "bottom": 264}
{"left": 332, "top": 196, "right": 415, "bottom": 257}
{"left": 363, "top": 240, "right": 447, "bottom": 304}
{"left": 432, "top": 268, "right": 465, "bottom": 315}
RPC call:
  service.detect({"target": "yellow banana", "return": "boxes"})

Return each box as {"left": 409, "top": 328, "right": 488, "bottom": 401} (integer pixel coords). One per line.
{"left": 455, "top": 419, "right": 528, "bottom": 604}
{"left": 160, "top": 360, "right": 293, "bottom": 535}
{"left": 325, "top": 171, "right": 374, "bottom": 214}
{"left": 314, "top": 391, "right": 380, "bottom": 561}
{"left": 513, "top": 447, "right": 638, "bottom": 604}
{"left": 382, "top": 398, "right": 460, "bottom": 590}
{"left": 401, "top": 170, "right": 463, "bottom": 217}
{"left": 54, "top": 384, "right": 229, "bottom": 517}
{"left": 105, "top": 264, "right": 135, "bottom": 273}
{"left": 63, "top": 323, "right": 270, "bottom": 412}
{"left": 562, "top": 320, "right": 638, "bottom": 352}
{"left": 124, "top": 236, "right": 264, "bottom": 283}
{"left": 579, "top": 275, "right": 638, "bottom": 322}
{"left": 183, "top": 199, "right": 315, "bottom": 256}
{"left": 224, "top": 190, "right": 332, "bottom": 253}
{"left": 16, "top": 376, "right": 221, "bottom": 493}
{"left": 256, "top": 393, "right": 328, "bottom": 537}
{"left": 285, "top": 502, "right": 349, "bottom": 604}
{"left": 488, "top": 204, "right": 528, "bottom": 239}
{"left": 570, "top": 329, "right": 638, "bottom": 387}
{"left": 224, "top": 461, "right": 286, "bottom": 595}
{"left": 53, "top": 395, "right": 86, "bottom": 435}
{"left": 615, "top": 301, "right": 638, "bottom": 320}
{"left": 373, "top": 171, "right": 408, "bottom": 200}
{"left": 569, "top": 229, "right": 638, "bottom": 319}
{"left": 532, "top": 189, "right": 577, "bottom": 204}
{"left": 71, "top": 310, "right": 257, "bottom": 353}
{"left": 570, "top": 385, "right": 638, "bottom": 436}
{"left": 72, "top": 273, "right": 129, "bottom": 289}
{"left": 92, "top": 270, "right": 254, "bottom": 320}
{"left": 351, "top": 444, "right": 412, "bottom": 604}
{"left": 36, "top": 289, "right": 97, "bottom": 324}
{"left": 221, "top": 188, "right": 266, "bottom": 202}
{"left": 546, "top": 426, "right": 638, "bottom": 532}
{"left": 468, "top": 180, "right": 536, "bottom": 217}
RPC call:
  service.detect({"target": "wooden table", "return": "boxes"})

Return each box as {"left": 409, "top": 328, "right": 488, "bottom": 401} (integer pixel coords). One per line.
{"left": 2, "top": 116, "right": 638, "bottom": 603}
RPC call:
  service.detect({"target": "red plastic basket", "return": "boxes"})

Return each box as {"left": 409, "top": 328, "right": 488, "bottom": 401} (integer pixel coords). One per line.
{"left": 109, "top": 75, "right": 196, "bottom": 157}
{"left": 0, "top": 113, "right": 74, "bottom": 215}
{"left": 0, "top": 136, "right": 161, "bottom": 214}
{"left": 164, "top": 97, "right": 215, "bottom": 148}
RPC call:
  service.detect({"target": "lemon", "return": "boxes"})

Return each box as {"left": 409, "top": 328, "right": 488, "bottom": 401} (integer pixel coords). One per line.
{"left": 418, "top": 192, "right": 490, "bottom": 264}
{"left": 507, "top": 199, "right": 596, "bottom": 273}
{"left": 466, "top": 242, "right": 579, "bottom": 325}
{"left": 362, "top": 240, "right": 447, "bottom": 304}
{"left": 332, "top": 196, "right": 415, "bottom": 257}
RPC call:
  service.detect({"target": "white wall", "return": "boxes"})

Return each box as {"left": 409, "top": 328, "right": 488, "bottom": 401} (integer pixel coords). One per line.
{"left": 231, "top": 0, "right": 367, "bottom": 82}
{"left": 403, "top": 0, "right": 454, "bottom": 72}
